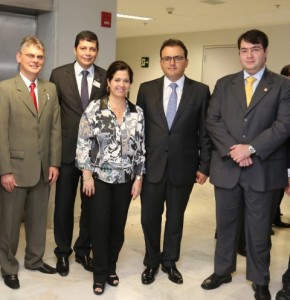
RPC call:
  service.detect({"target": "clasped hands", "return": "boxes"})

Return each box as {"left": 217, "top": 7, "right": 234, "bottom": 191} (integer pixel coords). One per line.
{"left": 229, "top": 144, "right": 253, "bottom": 167}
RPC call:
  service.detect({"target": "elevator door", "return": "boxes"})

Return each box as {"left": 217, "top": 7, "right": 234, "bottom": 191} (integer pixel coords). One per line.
{"left": 0, "top": 12, "right": 37, "bottom": 81}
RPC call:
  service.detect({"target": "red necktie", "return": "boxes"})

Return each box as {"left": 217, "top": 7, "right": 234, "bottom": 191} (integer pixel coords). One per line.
{"left": 29, "top": 82, "right": 38, "bottom": 112}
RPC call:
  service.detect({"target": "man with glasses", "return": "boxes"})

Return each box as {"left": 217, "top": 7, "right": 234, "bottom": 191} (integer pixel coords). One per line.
{"left": 0, "top": 36, "right": 61, "bottom": 289}
{"left": 201, "top": 29, "right": 290, "bottom": 300}
{"left": 137, "top": 39, "right": 211, "bottom": 285}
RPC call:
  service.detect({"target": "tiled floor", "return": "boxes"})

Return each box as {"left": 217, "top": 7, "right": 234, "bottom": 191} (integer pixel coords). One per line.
{"left": 1, "top": 182, "right": 289, "bottom": 299}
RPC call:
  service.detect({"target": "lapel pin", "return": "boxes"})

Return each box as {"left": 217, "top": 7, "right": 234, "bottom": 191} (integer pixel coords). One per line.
{"left": 264, "top": 88, "right": 268, "bottom": 92}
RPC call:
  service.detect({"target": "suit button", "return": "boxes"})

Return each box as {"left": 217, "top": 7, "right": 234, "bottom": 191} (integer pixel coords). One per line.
{"left": 165, "top": 149, "right": 168, "bottom": 152}
{"left": 242, "top": 135, "right": 246, "bottom": 139}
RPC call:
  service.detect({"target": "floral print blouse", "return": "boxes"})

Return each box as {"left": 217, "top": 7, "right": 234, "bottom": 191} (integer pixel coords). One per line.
{"left": 76, "top": 97, "right": 145, "bottom": 184}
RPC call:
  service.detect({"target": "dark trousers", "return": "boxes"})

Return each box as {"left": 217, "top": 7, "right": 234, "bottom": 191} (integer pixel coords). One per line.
{"left": 54, "top": 162, "right": 91, "bottom": 258}
{"left": 282, "top": 256, "right": 290, "bottom": 287}
{"left": 141, "top": 174, "right": 193, "bottom": 268}
{"left": 89, "top": 179, "right": 133, "bottom": 283}
{"left": 214, "top": 169, "right": 280, "bottom": 285}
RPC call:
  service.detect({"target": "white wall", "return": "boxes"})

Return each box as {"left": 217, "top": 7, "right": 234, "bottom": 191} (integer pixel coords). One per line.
{"left": 117, "top": 24, "right": 290, "bottom": 102}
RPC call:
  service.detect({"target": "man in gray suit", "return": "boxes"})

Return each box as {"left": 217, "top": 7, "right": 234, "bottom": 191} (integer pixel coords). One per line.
{"left": 50, "top": 31, "right": 107, "bottom": 276}
{"left": 137, "top": 39, "right": 212, "bottom": 285}
{"left": 201, "top": 29, "right": 290, "bottom": 300}
{"left": 0, "top": 36, "right": 61, "bottom": 289}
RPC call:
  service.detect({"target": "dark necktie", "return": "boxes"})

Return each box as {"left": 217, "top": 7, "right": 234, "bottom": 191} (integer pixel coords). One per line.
{"left": 166, "top": 83, "right": 178, "bottom": 129}
{"left": 81, "top": 70, "right": 89, "bottom": 109}
{"left": 29, "top": 82, "right": 38, "bottom": 112}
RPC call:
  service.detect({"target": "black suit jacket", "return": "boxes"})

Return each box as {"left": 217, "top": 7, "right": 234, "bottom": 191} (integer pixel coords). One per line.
{"left": 50, "top": 63, "right": 107, "bottom": 163}
{"left": 206, "top": 69, "right": 290, "bottom": 191}
{"left": 137, "top": 76, "right": 212, "bottom": 186}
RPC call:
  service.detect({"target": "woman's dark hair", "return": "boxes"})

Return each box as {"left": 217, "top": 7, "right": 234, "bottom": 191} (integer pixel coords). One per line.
{"left": 280, "top": 65, "right": 290, "bottom": 77}
{"left": 106, "top": 60, "right": 133, "bottom": 84}
{"left": 237, "top": 29, "right": 269, "bottom": 50}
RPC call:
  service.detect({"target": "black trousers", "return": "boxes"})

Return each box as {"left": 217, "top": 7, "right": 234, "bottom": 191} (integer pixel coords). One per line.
{"left": 54, "top": 162, "right": 91, "bottom": 258}
{"left": 88, "top": 178, "right": 133, "bottom": 283}
{"left": 141, "top": 174, "right": 193, "bottom": 268}
{"left": 282, "top": 256, "right": 290, "bottom": 287}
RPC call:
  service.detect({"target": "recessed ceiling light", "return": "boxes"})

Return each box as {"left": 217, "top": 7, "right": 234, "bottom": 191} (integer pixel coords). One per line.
{"left": 117, "top": 13, "right": 153, "bottom": 21}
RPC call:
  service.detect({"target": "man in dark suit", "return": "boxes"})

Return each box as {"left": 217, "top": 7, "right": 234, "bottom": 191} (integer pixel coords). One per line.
{"left": 201, "top": 29, "right": 290, "bottom": 300}
{"left": 137, "top": 39, "right": 212, "bottom": 285}
{"left": 0, "top": 36, "right": 61, "bottom": 289}
{"left": 50, "top": 31, "right": 107, "bottom": 276}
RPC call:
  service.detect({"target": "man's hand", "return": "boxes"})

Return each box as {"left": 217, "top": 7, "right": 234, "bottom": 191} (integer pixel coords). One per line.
{"left": 285, "top": 178, "right": 290, "bottom": 196}
{"left": 230, "top": 144, "right": 251, "bottom": 163}
{"left": 196, "top": 171, "right": 208, "bottom": 185}
{"left": 49, "top": 167, "right": 59, "bottom": 185}
{"left": 1, "top": 174, "right": 17, "bottom": 192}
{"left": 238, "top": 157, "right": 253, "bottom": 167}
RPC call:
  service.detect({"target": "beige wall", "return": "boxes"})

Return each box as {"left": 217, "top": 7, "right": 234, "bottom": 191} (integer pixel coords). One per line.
{"left": 117, "top": 24, "right": 290, "bottom": 103}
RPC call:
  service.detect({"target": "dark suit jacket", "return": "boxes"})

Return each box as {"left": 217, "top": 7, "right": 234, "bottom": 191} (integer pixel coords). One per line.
{"left": 207, "top": 69, "right": 290, "bottom": 191}
{"left": 50, "top": 63, "right": 107, "bottom": 164}
{"left": 0, "top": 74, "right": 61, "bottom": 186}
{"left": 137, "top": 76, "right": 212, "bottom": 186}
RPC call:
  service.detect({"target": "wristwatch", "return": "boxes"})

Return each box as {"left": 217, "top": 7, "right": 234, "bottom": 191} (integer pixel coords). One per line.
{"left": 135, "top": 175, "right": 143, "bottom": 181}
{"left": 248, "top": 145, "right": 256, "bottom": 155}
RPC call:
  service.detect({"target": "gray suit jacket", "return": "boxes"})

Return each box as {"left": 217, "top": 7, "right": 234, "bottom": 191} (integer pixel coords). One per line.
{"left": 207, "top": 69, "right": 290, "bottom": 191}
{"left": 50, "top": 63, "right": 107, "bottom": 164}
{"left": 0, "top": 74, "right": 61, "bottom": 186}
{"left": 137, "top": 76, "right": 212, "bottom": 186}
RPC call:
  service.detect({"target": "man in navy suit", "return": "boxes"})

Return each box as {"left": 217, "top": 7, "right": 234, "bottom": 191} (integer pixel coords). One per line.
{"left": 201, "top": 29, "right": 290, "bottom": 300}
{"left": 50, "top": 31, "right": 107, "bottom": 276}
{"left": 137, "top": 39, "right": 212, "bottom": 285}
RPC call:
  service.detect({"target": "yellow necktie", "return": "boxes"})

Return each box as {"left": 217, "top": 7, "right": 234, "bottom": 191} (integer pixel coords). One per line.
{"left": 245, "top": 77, "right": 257, "bottom": 107}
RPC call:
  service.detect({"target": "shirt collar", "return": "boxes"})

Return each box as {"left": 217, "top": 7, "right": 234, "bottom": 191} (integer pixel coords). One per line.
{"left": 74, "top": 61, "right": 94, "bottom": 76}
{"left": 243, "top": 66, "right": 265, "bottom": 81}
{"left": 19, "top": 72, "right": 38, "bottom": 88}
{"left": 164, "top": 75, "right": 185, "bottom": 89}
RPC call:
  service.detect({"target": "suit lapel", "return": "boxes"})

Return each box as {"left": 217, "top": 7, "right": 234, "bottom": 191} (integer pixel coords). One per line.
{"left": 91, "top": 65, "right": 104, "bottom": 100}
{"left": 15, "top": 75, "right": 38, "bottom": 116}
{"left": 231, "top": 71, "right": 248, "bottom": 113}
{"left": 37, "top": 79, "right": 49, "bottom": 117}
{"left": 171, "top": 77, "right": 191, "bottom": 129}
{"left": 155, "top": 77, "right": 168, "bottom": 128}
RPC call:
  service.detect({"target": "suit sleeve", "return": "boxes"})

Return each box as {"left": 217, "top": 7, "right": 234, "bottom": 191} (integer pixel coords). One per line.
{"left": 49, "top": 84, "right": 62, "bottom": 167}
{"left": 0, "top": 83, "right": 12, "bottom": 175}
{"left": 198, "top": 86, "right": 212, "bottom": 176}
{"left": 206, "top": 78, "right": 238, "bottom": 157}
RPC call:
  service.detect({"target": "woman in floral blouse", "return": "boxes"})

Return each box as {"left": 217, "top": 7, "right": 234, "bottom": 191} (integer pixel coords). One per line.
{"left": 76, "top": 61, "right": 145, "bottom": 295}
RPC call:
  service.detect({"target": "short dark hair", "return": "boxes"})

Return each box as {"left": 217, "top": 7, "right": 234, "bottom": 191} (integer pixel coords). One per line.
{"left": 106, "top": 60, "right": 133, "bottom": 84}
{"left": 160, "top": 39, "right": 188, "bottom": 59}
{"left": 237, "top": 29, "right": 269, "bottom": 50}
{"left": 280, "top": 65, "right": 290, "bottom": 77}
{"left": 74, "top": 30, "right": 99, "bottom": 49}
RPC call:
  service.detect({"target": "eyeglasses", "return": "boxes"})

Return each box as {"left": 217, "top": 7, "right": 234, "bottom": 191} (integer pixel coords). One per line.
{"left": 240, "top": 47, "right": 264, "bottom": 55}
{"left": 161, "top": 56, "right": 185, "bottom": 63}
{"left": 21, "top": 52, "right": 45, "bottom": 61}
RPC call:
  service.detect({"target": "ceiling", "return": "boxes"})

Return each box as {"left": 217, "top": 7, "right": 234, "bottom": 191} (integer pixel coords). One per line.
{"left": 117, "top": 0, "right": 290, "bottom": 39}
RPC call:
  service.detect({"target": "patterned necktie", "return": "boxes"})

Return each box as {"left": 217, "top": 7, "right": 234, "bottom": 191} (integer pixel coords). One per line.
{"left": 166, "top": 83, "right": 178, "bottom": 129}
{"left": 81, "top": 70, "right": 89, "bottom": 109}
{"left": 29, "top": 82, "right": 38, "bottom": 112}
{"left": 245, "top": 77, "right": 257, "bottom": 107}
